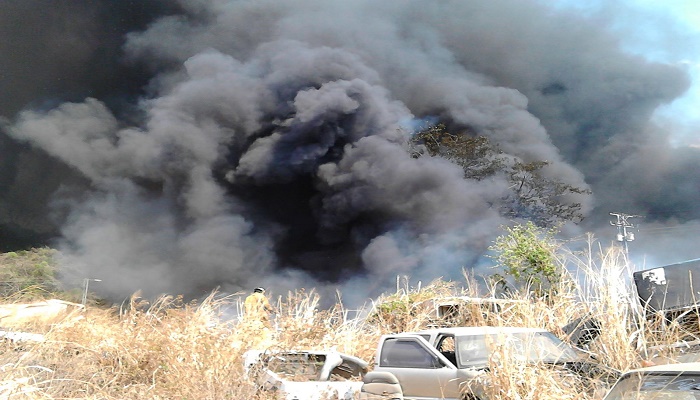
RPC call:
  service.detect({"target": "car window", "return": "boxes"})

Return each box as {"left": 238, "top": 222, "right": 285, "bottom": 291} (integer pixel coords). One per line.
{"left": 436, "top": 335, "right": 458, "bottom": 366}
{"left": 437, "top": 336, "right": 455, "bottom": 351}
{"left": 380, "top": 338, "right": 442, "bottom": 369}
{"left": 456, "top": 334, "right": 490, "bottom": 367}
{"left": 456, "top": 331, "right": 581, "bottom": 368}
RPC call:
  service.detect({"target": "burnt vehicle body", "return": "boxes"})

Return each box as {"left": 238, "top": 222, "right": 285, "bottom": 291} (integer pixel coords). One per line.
{"left": 430, "top": 296, "right": 529, "bottom": 327}
{"left": 244, "top": 349, "right": 368, "bottom": 400}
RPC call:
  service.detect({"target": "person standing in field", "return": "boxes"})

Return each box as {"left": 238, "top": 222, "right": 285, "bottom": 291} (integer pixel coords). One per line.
{"left": 244, "top": 287, "right": 274, "bottom": 326}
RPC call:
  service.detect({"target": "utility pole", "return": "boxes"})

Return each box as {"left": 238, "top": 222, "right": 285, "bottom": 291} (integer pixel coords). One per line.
{"left": 609, "top": 212, "right": 641, "bottom": 259}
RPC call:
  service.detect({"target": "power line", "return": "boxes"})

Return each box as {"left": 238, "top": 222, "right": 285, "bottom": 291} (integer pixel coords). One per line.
{"left": 632, "top": 223, "right": 700, "bottom": 239}
{"left": 640, "top": 227, "right": 700, "bottom": 236}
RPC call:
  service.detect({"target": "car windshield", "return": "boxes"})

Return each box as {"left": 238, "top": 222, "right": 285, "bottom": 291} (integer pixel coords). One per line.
{"left": 604, "top": 372, "right": 700, "bottom": 400}
{"left": 456, "top": 331, "right": 581, "bottom": 368}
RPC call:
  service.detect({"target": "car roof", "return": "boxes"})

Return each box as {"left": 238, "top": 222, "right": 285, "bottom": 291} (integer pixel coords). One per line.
{"left": 623, "top": 362, "right": 700, "bottom": 375}
{"left": 413, "top": 326, "right": 549, "bottom": 336}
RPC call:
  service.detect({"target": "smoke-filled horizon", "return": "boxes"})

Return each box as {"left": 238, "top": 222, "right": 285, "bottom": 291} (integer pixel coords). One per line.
{"left": 1, "top": 0, "right": 698, "bottom": 305}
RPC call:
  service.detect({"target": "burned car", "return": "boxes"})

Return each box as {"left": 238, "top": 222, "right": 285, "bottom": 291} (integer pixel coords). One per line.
{"left": 244, "top": 349, "right": 368, "bottom": 400}
{"left": 603, "top": 362, "right": 700, "bottom": 400}
{"left": 430, "top": 296, "right": 529, "bottom": 327}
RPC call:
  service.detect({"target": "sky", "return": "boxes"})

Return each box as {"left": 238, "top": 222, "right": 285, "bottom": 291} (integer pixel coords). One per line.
{"left": 551, "top": 0, "right": 700, "bottom": 146}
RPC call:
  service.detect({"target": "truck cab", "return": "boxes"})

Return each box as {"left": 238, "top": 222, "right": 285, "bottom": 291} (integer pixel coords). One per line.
{"left": 372, "top": 333, "right": 481, "bottom": 399}
{"left": 361, "top": 326, "right": 609, "bottom": 400}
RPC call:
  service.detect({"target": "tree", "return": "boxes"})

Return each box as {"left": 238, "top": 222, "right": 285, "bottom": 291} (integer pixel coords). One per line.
{"left": 502, "top": 160, "right": 590, "bottom": 227}
{"left": 410, "top": 123, "right": 504, "bottom": 180}
{"left": 488, "top": 222, "right": 567, "bottom": 301}
{"left": 410, "top": 124, "right": 590, "bottom": 227}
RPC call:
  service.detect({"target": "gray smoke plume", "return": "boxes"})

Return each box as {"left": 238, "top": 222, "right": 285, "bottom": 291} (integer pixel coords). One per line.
{"left": 1, "top": 0, "right": 697, "bottom": 304}
{"left": 0, "top": 0, "right": 183, "bottom": 248}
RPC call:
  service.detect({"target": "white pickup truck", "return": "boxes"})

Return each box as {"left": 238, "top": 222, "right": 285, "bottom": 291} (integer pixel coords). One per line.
{"left": 359, "top": 326, "right": 616, "bottom": 400}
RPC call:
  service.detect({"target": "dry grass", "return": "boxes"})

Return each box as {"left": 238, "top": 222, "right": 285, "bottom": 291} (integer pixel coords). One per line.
{"left": 471, "top": 348, "right": 590, "bottom": 400}
{"left": 0, "top": 294, "right": 259, "bottom": 399}
{"left": 0, "top": 240, "right": 696, "bottom": 399}
{"left": 0, "top": 289, "right": 381, "bottom": 399}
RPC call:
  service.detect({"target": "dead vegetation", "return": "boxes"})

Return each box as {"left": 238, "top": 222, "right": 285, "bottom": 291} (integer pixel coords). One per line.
{"left": 0, "top": 242, "right": 697, "bottom": 399}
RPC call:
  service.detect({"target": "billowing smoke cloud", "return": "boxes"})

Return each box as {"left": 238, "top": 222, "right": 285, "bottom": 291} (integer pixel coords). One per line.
{"left": 1, "top": 0, "right": 697, "bottom": 304}
{"left": 0, "top": 1, "right": 183, "bottom": 248}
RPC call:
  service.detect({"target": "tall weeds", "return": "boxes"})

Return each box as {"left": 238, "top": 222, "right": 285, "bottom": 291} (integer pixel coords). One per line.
{"left": 0, "top": 239, "right": 696, "bottom": 399}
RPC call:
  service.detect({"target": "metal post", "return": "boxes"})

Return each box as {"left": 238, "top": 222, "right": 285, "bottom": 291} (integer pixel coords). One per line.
{"left": 82, "top": 278, "right": 102, "bottom": 306}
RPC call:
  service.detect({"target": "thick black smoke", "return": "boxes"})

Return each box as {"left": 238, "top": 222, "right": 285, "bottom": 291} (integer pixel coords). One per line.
{"left": 1, "top": 0, "right": 696, "bottom": 304}
{"left": 0, "top": 0, "right": 183, "bottom": 248}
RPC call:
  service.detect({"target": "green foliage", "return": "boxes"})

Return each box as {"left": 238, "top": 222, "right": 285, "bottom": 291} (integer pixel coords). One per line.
{"left": 367, "top": 278, "right": 455, "bottom": 333}
{"left": 0, "top": 247, "right": 62, "bottom": 300}
{"left": 489, "top": 222, "right": 565, "bottom": 301}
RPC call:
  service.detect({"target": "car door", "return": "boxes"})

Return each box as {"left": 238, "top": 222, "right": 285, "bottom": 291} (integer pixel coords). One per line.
{"left": 378, "top": 336, "right": 464, "bottom": 399}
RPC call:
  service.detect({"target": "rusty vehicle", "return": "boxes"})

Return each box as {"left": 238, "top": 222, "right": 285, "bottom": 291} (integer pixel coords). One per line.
{"left": 429, "top": 296, "right": 529, "bottom": 327}
{"left": 244, "top": 349, "right": 368, "bottom": 400}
